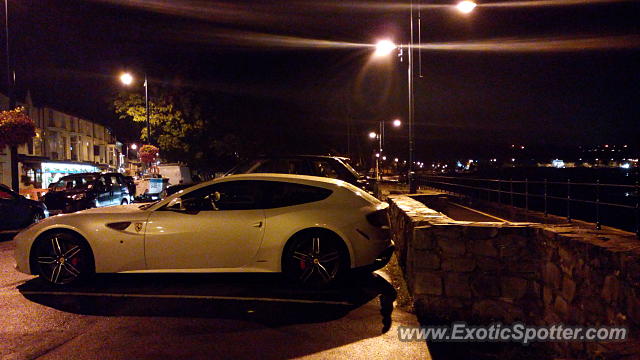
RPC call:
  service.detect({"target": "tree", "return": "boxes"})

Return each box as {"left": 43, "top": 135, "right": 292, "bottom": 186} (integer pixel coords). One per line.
{"left": 113, "top": 90, "right": 205, "bottom": 164}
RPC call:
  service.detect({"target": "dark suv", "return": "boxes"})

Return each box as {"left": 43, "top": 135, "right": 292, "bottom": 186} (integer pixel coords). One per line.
{"left": 226, "top": 155, "right": 371, "bottom": 191}
{"left": 43, "top": 172, "right": 131, "bottom": 214}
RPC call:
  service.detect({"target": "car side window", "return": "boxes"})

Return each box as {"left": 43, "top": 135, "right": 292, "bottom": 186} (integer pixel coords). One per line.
{"left": 311, "top": 160, "right": 339, "bottom": 179}
{"left": 177, "top": 181, "right": 260, "bottom": 211}
{"left": 262, "top": 181, "right": 332, "bottom": 208}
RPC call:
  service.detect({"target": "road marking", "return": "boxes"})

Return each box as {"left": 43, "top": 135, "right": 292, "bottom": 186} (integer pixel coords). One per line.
{"left": 449, "top": 202, "right": 510, "bottom": 222}
{"left": 17, "top": 290, "right": 353, "bottom": 305}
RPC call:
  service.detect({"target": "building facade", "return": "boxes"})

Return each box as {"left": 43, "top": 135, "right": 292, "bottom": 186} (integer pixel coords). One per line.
{"left": 0, "top": 92, "right": 124, "bottom": 190}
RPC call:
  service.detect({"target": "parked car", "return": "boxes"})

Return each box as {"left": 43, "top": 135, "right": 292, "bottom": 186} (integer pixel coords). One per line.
{"left": 123, "top": 176, "right": 136, "bottom": 198}
{"left": 226, "top": 155, "right": 372, "bottom": 191}
{"left": 14, "top": 174, "right": 393, "bottom": 286}
{"left": 0, "top": 184, "right": 48, "bottom": 232}
{"left": 43, "top": 172, "right": 131, "bottom": 214}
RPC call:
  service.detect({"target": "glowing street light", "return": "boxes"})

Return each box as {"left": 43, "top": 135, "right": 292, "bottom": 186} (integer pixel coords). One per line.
{"left": 393, "top": 118, "right": 402, "bottom": 127}
{"left": 130, "top": 143, "right": 137, "bottom": 150}
{"left": 119, "top": 72, "right": 133, "bottom": 86}
{"left": 369, "top": 131, "right": 378, "bottom": 139}
{"left": 373, "top": 39, "right": 397, "bottom": 57}
{"left": 456, "top": 1, "right": 477, "bottom": 14}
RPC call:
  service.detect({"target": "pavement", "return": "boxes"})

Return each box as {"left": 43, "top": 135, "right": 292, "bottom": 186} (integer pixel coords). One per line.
{"left": 0, "top": 236, "right": 431, "bottom": 360}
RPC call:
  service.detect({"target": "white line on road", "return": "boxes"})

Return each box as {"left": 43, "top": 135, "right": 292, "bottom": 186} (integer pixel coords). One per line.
{"left": 11, "top": 290, "right": 353, "bottom": 305}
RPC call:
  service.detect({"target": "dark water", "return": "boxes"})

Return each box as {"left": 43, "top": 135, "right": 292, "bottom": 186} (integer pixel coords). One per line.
{"left": 418, "top": 167, "right": 640, "bottom": 234}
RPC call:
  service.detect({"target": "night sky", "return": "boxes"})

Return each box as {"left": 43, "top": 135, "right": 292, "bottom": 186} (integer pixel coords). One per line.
{"left": 2, "top": 0, "right": 640, "bottom": 163}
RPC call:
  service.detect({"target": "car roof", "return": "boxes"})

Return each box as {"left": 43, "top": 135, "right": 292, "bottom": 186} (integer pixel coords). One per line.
{"left": 220, "top": 173, "right": 347, "bottom": 186}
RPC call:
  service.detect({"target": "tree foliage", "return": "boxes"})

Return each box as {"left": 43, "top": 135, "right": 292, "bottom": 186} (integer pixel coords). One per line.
{"left": 114, "top": 90, "right": 205, "bottom": 164}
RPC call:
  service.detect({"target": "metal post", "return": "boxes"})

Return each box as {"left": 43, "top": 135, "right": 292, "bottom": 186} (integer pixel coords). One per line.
{"left": 407, "top": 0, "right": 416, "bottom": 194}
{"left": 4, "top": 0, "right": 18, "bottom": 191}
{"left": 596, "top": 179, "right": 601, "bottom": 230}
{"left": 510, "top": 178, "right": 513, "bottom": 207}
{"left": 525, "top": 178, "right": 529, "bottom": 214}
{"left": 567, "top": 179, "right": 571, "bottom": 222}
{"left": 635, "top": 175, "right": 639, "bottom": 238}
{"left": 544, "top": 178, "right": 548, "bottom": 217}
{"left": 144, "top": 73, "right": 150, "bottom": 145}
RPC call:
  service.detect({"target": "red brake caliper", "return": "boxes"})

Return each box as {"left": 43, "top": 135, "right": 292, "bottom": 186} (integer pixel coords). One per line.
{"left": 299, "top": 260, "right": 306, "bottom": 269}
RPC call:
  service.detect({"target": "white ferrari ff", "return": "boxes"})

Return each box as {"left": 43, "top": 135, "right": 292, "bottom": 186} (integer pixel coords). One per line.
{"left": 14, "top": 174, "right": 393, "bottom": 286}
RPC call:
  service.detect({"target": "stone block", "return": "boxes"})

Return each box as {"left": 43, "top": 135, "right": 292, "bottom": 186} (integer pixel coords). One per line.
{"left": 476, "top": 256, "right": 503, "bottom": 272}
{"left": 414, "top": 251, "right": 440, "bottom": 270}
{"left": 543, "top": 262, "right": 562, "bottom": 288}
{"left": 471, "top": 275, "right": 501, "bottom": 297}
{"left": 543, "top": 286, "right": 554, "bottom": 306}
{"left": 470, "top": 239, "right": 498, "bottom": 257}
{"left": 558, "top": 246, "right": 577, "bottom": 275}
{"left": 437, "top": 237, "right": 466, "bottom": 256}
{"left": 414, "top": 272, "right": 443, "bottom": 296}
{"left": 561, "top": 276, "right": 577, "bottom": 303}
{"left": 601, "top": 275, "right": 620, "bottom": 304}
{"left": 464, "top": 226, "right": 499, "bottom": 240}
{"left": 498, "top": 243, "right": 522, "bottom": 258}
{"left": 441, "top": 256, "right": 476, "bottom": 272}
{"left": 500, "top": 276, "right": 528, "bottom": 299}
{"left": 444, "top": 273, "right": 472, "bottom": 298}
{"left": 413, "top": 227, "right": 434, "bottom": 250}
{"left": 472, "top": 299, "right": 525, "bottom": 322}
{"left": 554, "top": 296, "right": 569, "bottom": 317}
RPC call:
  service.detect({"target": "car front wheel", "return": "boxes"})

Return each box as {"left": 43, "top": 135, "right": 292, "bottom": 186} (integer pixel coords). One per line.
{"left": 282, "top": 231, "right": 348, "bottom": 286}
{"left": 32, "top": 232, "right": 94, "bottom": 286}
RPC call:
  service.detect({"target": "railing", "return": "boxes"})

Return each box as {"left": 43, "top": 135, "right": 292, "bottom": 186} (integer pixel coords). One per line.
{"left": 417, "top": 175, "right": 640, "bottom": 237}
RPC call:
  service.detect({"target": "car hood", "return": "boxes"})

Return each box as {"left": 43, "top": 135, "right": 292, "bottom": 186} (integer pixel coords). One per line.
{"left": 70, "top": 203, "right": 143, "bottom": 215}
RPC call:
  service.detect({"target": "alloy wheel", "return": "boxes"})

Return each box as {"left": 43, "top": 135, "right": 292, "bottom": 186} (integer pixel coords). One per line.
{"left": 286, "top": 235, "right": 344, "bottom": 285}
{"left": 33, "top": 234, "right": 90, "bottom": 285}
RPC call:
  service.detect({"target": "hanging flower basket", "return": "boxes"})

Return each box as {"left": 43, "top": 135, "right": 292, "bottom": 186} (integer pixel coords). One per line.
{"left": 139, "top": 144, "right": 159, "bottom": 163}
{"left": 0, "top": 107, "right": 36, "bottom": 148}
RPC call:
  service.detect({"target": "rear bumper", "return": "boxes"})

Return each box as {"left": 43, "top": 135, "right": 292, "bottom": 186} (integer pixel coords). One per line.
{"left": 355, "top": 241, "right": 395, "bottom": 272}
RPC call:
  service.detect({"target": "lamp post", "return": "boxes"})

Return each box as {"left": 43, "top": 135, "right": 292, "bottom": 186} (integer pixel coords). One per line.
{"left": 120, "top": 72, "right": 151, "bottom": 145}
{"left": 372, "top": 1, "right": 476, "bottom": 193}
{"left": 4, "top": 0, "right": 19, "bottom": 191}
{"left": 369, "top": 118, "right": 402, "bottom": 181}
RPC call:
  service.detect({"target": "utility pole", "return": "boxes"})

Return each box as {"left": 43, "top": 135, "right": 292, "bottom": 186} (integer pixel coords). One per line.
{"left": 5, "top": 0, "right": 18, "bottom": 191}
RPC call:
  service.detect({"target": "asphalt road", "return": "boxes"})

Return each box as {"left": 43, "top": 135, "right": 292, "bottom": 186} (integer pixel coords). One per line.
{"left": 0, "top": 236, "right": 430, "bottom": 360}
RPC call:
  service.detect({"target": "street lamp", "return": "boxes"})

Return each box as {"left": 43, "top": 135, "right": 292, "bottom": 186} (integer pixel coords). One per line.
{"left": 456, "top": 0, "right": 477, "bottom": 14}
{"left": 369, "top": 118, "right": 402, "bottom": 181}
{"left": 120, "top": 72, "right": 151, "bottom": 145}
{"left": 372, "top": 1, "right": 476, "bottom": 192}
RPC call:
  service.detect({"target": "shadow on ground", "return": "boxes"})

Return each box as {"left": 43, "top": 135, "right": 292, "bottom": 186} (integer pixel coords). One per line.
{"left": 18, "top": 271, "right": 397, "bottom": 329}
{"left": 421, "top": 316, "right": 553, "bottom": 360}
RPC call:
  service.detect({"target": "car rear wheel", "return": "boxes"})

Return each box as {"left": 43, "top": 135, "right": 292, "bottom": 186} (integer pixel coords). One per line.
{"left": 282, "top": 231, "right": 348, "bottom": 286}
{"left": 121, "top": 198, "right": 128, "bottom": 205}
{"left": 32, "top": 232, "right": 94, "bottom": 286}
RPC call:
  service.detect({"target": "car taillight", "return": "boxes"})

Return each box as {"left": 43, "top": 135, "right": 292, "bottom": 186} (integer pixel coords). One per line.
{"left": 366, "top": 209, "right": 389, "bottom": 228}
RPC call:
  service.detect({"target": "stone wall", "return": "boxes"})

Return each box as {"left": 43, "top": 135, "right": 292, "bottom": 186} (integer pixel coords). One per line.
{"left": 388, "top": 193, "right": 640, "bottom": 358}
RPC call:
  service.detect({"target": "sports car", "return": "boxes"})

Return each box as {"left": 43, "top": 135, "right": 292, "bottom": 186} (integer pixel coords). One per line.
{"left": 14, "top": 174, "right": 393, "bottom": 286}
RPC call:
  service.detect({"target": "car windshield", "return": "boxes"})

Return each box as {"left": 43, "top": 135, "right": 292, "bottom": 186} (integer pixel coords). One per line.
{"left": 50, "top": 175, "right": 96, "bottom": 191}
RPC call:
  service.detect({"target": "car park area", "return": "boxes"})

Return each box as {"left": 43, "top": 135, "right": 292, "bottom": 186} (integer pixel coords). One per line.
{"left": 0, "top": 238, "right": 429, "bottom": 359}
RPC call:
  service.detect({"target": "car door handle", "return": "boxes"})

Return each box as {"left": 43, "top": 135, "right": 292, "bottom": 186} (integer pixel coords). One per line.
{"left": 251, "top": 221, "right": 263, "bottom": 228}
